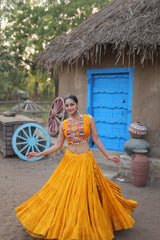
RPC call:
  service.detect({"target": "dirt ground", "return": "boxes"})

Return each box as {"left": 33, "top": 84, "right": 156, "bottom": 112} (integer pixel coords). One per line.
{"left": 0, "top": 152, "right": 160, "bottom": 240}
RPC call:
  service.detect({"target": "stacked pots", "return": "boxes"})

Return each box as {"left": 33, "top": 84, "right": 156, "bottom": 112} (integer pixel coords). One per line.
{"left": 124, "top": 121, "right": 150, "bottom": 187}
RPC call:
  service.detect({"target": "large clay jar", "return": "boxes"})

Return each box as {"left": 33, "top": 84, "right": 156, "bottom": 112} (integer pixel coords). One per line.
{"left": 131, "top": 149, "right": 149, "bottom": 187}
{"left": 129, "top": 121, "right": 147, "bottom": 138}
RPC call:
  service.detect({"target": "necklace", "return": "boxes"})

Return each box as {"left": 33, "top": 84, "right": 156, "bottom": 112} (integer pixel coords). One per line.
{"left": 70, "top": 113, "right": 81, "bottom": 121}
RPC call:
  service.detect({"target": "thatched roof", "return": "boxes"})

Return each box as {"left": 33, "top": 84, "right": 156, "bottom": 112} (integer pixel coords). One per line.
{"left": 37, "top": 0, "right": 160, "bottom": 70}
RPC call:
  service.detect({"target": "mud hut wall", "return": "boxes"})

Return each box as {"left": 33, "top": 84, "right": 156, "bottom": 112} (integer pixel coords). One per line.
{"left": 58, "top": 49, "right": 116, "bottom": 113}
{"left": 58, "top": 66, "right": 88, "bottom": 114}
{"left": 58, "top": 52, "right": 160, "bottom": 157}
{"left": 132, "top": 60, "right": 160, "bottom": 157}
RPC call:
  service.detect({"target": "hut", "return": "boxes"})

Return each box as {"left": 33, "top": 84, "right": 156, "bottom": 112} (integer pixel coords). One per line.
{"left": 37, "top": 0, "right": 160, "bottom": 158}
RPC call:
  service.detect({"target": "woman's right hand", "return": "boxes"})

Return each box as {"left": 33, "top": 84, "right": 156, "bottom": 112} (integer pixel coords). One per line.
{"left": 27, "top": 152, "right": 41, "bottom": 159}
{"left": 108, "top": 155, "right": 120, "bottom": 165}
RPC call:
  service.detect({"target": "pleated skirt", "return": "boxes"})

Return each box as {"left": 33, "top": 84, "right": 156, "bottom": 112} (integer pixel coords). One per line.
{"left": 15, "top": 149, "right": 137, "bottom": 240}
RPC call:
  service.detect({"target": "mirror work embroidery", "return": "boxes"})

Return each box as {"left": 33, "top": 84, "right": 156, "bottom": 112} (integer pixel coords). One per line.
{"left": 66, "top": 116, "right": 87, "bottom": 144}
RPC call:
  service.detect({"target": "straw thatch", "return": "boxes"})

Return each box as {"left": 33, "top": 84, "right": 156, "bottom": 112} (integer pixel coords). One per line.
{"left": 37, "top": 0, "right": 160, "bottom": 70}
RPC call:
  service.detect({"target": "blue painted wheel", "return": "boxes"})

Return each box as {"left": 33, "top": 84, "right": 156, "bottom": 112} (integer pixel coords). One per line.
{"left": 12, "top": 123, "right": 50, "bottom": 161}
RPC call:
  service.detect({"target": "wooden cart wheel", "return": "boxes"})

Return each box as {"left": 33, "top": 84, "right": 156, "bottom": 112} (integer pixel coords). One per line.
{"left": 12, "top": 123, "right": 50, "bottom": 161}
{"left": 47, "top": 96, "right": 65, "bottom": 136}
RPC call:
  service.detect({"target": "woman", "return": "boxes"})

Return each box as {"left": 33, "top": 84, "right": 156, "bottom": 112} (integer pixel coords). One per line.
{"left": 15, "top": 94, "right": 137, "bottom": 240}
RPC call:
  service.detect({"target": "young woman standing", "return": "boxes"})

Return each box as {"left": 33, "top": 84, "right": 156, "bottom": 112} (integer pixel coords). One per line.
{"left": 15, "top": 94, "right": 137, "bottom": 240}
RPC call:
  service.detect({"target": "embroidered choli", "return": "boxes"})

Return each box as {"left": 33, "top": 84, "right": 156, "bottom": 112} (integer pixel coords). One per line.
{"left": 63, "top": 114, "right": 90, "bottom": 145}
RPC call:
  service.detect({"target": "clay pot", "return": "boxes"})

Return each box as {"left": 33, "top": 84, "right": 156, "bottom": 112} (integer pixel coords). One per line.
{"left": 129, "top": 121, "right": 147, "bottom": 138}
{"left": 124, "top": 138, "right": 151, "bottom": 156}
{"left": 131, "top": 149, "right": 149, "bottom": 187}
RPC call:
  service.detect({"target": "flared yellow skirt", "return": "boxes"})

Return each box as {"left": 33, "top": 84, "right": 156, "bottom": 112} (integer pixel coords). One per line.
{"left": 15, "top": 149, "right": 137, "bottom": 240}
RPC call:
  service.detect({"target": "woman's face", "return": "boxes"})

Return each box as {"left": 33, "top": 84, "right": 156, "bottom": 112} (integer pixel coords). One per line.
{"left": 65, "top": 98, "right": 78, "bottom": 115}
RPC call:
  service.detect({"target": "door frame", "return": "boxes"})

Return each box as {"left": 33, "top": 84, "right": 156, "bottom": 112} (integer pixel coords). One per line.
{"left": 86, "top": 67, "right": 134, "bottom": 149}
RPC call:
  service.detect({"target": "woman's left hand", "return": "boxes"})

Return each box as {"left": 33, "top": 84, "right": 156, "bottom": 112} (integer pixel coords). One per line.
{"left": 108, "top": 156, "right": 120, "bottom": 165}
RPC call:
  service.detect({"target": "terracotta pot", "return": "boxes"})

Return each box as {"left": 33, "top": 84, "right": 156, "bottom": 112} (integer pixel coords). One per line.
{"left": 129, "top": 121, "right": 147, "bottom": 138}
{"left": 131, "top": 150, "right": 149, "bottom": 187}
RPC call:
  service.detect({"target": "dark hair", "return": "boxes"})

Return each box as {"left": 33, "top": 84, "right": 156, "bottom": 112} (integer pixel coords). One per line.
{"left": 64, "top": 94, "right": 78, "bottom": 104}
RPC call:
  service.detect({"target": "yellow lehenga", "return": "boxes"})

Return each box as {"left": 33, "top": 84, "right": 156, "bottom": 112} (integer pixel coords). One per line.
{"left": 15, "top": 115, "right": 137, "bottom": 240}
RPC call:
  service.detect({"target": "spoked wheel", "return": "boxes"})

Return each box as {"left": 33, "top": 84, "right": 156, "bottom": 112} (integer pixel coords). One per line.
{"left": 12, "top": 123, "right": 50, "bottom": 161}
{"left": 48, "top": 96, "right": 65, "bottom": 136}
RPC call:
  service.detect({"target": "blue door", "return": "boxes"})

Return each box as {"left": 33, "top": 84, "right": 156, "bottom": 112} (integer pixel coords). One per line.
{"left": 86, "top": 68, "right": 134, "bottom": 152}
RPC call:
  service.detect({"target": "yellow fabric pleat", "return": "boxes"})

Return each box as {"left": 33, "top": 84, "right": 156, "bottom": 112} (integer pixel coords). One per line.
{"left": 15, "top": 149, "right": 137, "bottom": 240}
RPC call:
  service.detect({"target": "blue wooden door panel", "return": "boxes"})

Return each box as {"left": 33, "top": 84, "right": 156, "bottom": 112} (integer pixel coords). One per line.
{"left": 93, "top": 108, "right": 127, "bottom": 124}
{"left": 92, "top": 93, "right": 128, "bottom": 109}
{"left": 96, "top": 122, "right": 127, "bottom": 138}
{"left": 93, "top": 74, "right": 129, "bottom": 92}
{"left": 87, "top": 68, "right": 134, "bottom": 152}
{"left": 102, "top": 137, "right": 126, "bottom": 151}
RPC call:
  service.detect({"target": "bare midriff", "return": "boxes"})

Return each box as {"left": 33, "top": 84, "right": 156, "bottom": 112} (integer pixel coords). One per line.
{"left": 68, "top": 142, "right": 90, "bottom": 154}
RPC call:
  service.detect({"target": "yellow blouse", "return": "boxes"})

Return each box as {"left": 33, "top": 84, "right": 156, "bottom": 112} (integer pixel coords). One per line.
{"left": 63, "top": 114, "right": 90, "bottom": 145}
